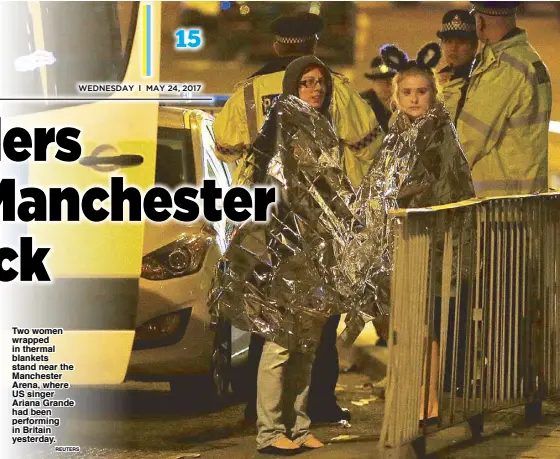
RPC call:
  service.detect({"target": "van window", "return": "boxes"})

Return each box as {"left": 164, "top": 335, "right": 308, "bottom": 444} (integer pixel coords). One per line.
{"left": 1, "top": 1, "right": 138, "bottom": 112}
{"left": 155, "top": 127, "right": 196, "bottom": 188}
{"left": 42, "top": 2, "right": 137, "bottom": 95}
{"left": 0, "top": 2, "right": 43, "bottom": 102}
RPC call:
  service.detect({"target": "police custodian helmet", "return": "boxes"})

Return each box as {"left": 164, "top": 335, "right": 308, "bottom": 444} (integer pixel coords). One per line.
{"left": 436, "top": 10, "right": 477, "bottom": 40}
{"left": 270, "top": 12, "right": 324, "bottom": 44}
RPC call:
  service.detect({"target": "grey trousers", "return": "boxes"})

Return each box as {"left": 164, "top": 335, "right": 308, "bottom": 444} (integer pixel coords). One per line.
{"left": 256, "top": 340, "right": 314, "bottom": 450}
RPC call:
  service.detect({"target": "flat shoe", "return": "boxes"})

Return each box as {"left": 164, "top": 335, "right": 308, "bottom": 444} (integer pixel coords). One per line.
{"left": 258, "top": 437, "right": 301, "bottom": 455}
{"left": 302, "top": 435, "right": 324, "bottom": 449}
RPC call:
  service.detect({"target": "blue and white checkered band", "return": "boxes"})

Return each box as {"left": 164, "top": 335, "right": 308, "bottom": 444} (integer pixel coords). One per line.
{"left": 276, "top": 34, "right": 316, "bottom": 44}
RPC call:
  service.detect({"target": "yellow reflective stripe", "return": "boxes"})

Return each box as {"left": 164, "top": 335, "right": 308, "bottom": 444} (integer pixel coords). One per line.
{"left": 459, "top": 111, "right": 500, "bottom": 141}
{"left": 244, "top": 82, "right": 258, "bottom": 143}
{"left": 508, "top": 111, "right": 550, "bottom": 128}
{"left": 500, "top": 53, "right": 536, "bottom": 85}
{"left": 473, "top": 176, "right": 548, "bottom": 195}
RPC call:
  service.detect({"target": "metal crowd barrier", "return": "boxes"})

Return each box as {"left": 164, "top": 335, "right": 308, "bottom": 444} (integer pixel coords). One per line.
{"left": 379, "top": 192, "right": 560, "bottom": 458}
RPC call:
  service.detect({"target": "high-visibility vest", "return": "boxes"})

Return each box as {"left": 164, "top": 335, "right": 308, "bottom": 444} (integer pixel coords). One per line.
{"left": 213, "top": 70, "right": 382, "bottom": 188}
{"left": 456, "top": 30, "right": 552, "bottom": 197}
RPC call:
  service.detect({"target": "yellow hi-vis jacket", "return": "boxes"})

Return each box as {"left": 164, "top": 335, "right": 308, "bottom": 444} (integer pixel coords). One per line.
{"left": 456, "top": 30, "right": 552, "bottom": 197}
{"left": 213, "top": 70, "right": 382, "bottom": 188}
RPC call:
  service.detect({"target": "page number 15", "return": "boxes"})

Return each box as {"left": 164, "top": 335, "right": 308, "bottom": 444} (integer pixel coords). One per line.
{"left": 175, "top": 29, "right": 203, "bottom": 50}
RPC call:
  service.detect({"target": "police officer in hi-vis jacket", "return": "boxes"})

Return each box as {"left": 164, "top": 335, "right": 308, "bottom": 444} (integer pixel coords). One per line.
{"left": 457, "top": 1, "right": 552, "bottom": 197}
{"left": 436, "top": 9, "right": 478, "bottom": 124}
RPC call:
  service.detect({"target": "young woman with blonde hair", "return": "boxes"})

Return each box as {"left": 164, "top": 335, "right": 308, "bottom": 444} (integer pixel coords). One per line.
{"left": 359, "top": 42, "right": 475, "bottom": 425}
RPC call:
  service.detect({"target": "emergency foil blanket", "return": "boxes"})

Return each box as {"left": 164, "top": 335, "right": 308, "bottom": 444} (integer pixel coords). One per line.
{"left": 208, "top": 98, "right": 472, "bottom": 352}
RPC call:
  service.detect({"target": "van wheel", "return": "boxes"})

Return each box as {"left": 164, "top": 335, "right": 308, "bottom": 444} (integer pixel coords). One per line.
{"left": 169, "top": 319, "right": 232, "bottom": 409}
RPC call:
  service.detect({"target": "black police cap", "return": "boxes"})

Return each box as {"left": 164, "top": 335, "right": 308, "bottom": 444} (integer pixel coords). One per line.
{"left": 270, "top": 12, "right": 324, "bottom": 44}
{"left": 436, "top": 9, "right": 477, "bottom": 40}
{"left": 364, "top": 56, "right": 396, "bottom": 80}
{"left": 470, "top": 2, "right": 521, "bottom": 16}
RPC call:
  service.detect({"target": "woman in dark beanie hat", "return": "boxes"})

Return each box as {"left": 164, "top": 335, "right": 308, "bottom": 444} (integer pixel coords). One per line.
{"left": 211, "top": 56, "right": 361, "bottom": 454}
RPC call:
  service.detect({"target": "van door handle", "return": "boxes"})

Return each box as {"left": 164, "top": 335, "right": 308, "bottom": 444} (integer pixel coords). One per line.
{"left": 79, "top": 154, "right": 144, "bottom": 167}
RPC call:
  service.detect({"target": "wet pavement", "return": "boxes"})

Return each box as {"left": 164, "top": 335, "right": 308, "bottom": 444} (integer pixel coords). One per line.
{"left": 14, "top": 346, "right": 560, "bottom": 459}
{"left": 17, "top": 371, "right": 385, "bottom": 459}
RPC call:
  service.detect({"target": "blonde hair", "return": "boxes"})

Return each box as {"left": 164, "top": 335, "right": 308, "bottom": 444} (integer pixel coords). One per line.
{"left": 391, "top": 67, "right": 441, "bottom": 112}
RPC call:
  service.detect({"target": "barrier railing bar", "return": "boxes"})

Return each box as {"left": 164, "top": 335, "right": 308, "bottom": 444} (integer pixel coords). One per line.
{"left": 520, "top": 202, "right": 528, "bottom": 399}
{"left": 494, "top": 202, "right": 502, "bottom": 404}
{"left": 480, "top": 205, "right": 489, "bottom": 413}
{"left": 401, "top": 222, "right": 416, "bottom": 444}
{"left": 420, "top": 218, "right": 434, "bottom": 437}
{"left": 543, "top": 205, "right": 551, "bottom": 397}
{"left": 464, "top": 212, "right": 476, "bottom": 416}
{"left": 388, "top": 191, "right": 560, "bottom": 218}
{"left": 488, "top": 201, "right": 496, "bottom": 407}
{"left": 534, "top": 200, "right": 541, "bottom": 397}
{"left": 507, "top": 202, "right": 514, "bottom": 401}
{"left": 473, "top": 207, "right": 483, "bottom": 413}
{"left": 552, "top": 205, "right": 556, "bottom": 394}
{"left": 552, "top": 214, "right": 560, "bottom": 393}
{"left": 513, "top": 206, "right": 523, "bottom": 400}
{"left": 450, "top": 218, "right": 464, "bottom": 422}
{"left": 499, "top": 202, "right": 506, "bottom": 403}
{"left": 438, "top": 221, "right": 453, "bottom": 425}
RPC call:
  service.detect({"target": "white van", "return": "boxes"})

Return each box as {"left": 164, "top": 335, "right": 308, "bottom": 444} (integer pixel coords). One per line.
{"left": 127, "top": 106, "right": 250, "bottom": 402}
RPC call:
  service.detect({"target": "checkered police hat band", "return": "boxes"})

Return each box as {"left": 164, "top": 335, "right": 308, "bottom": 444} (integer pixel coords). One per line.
{"left": 473, "top": 6, "right": 517, "bottom": 16}
{"left": 276, "top": 35, "right": 316, "bottom": 44}
{"left": 442, "top": 22, "right": 475, "bottom": 32}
